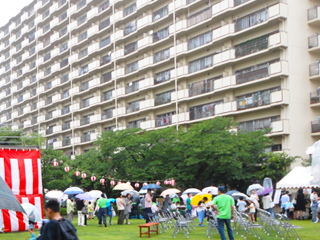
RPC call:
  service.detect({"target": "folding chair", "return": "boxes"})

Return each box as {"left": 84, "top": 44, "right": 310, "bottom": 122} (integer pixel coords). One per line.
{"left": 275, "top": 214, "right": 301, "bottom": 240}
{"left": 172, "top": 212, "right": 190, "bottom": 239}
{"left": 206, "top": 211, "right": 218, "bottom": 239}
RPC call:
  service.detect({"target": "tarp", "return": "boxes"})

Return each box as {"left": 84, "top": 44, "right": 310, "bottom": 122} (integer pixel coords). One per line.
{"left": 276, "top": 166, "right": 320, "bottom": 189}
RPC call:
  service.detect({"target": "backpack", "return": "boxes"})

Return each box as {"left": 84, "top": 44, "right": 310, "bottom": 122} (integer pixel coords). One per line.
{"left": 57, "top": 218, "right": 79, "bottom": 240}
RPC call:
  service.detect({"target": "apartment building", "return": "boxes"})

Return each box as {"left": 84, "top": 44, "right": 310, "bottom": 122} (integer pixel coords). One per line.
{"left": 0, "top": 0, "right": 318, "bottom": 162}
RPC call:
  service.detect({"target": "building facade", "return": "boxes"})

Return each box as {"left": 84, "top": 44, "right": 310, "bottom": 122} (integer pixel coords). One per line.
{"left": 0, "top": 0, "right": 317, "bottom": 162}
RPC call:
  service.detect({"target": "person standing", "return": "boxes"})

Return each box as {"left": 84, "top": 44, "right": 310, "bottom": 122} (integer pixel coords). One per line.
{"left": 76, "top": 198, "right": 85, "bottom": 226}
{"left": 262, "top": 193, "right": 275, "bottom": 218}
{"left": 186, "top": 193, "right": 192, "bottom": 215}
{"left": 116, "top": 193, "right": 125, "bottom": 225}
{"left": 212, "top": 186, "right": 235, "bottom": 240}
{"left": 108, "top": 202, "right": 114, "bottom": 225}
{"left": 124, "top": 194, "right": 132, "bottom": 225}
{"left": 88, "top": 201, "right": 93, "bottom": 220}
{"left": 310, "top": 190, "right": 319, "bottom": 223}
{"left": 145, "top": 189, "right": 152, "bottom": 223}
{"left": 66, "top": 196, "right": 75, "bottom": 222}
{"left": 295, "top": 188, "right": 306, "bottom": 220}
{"left": 197, "top": 198, "right": 207, "bottom": 227}
{"left": 236, "top": 197, "right": 247, "bottom": 213}
{"left": 280, "top": 191, "right": 290, "bottom": 215}
{"left": 250, "top": 190, "right": 259, "bottom": 223}
{"left": 162, "top": 195, "right": 172, "bottom": 213}
{"left": 130, "top": 194, "right": 141, "bottom": 219}
{"left": 141, "top": 195, "right": 146, "bottom": 219}
{"left": 98, "top": 193, "right": 107, "bottom": 227}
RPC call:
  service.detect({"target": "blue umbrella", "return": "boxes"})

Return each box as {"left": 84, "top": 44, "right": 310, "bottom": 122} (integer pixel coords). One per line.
{"left": 141, "top": 184, "right": 162, "bottom": 190}
{"left": 64, "top": 187, "right": 84, "bottom": 195}
{"left": 106, "top": 198, "right": 116, "bottom": 207}
{"left": 75, "top": 193, "right": 93, "bottom": 200}
{"left": 225, "top": 190, "right": 239, "bottom": 195}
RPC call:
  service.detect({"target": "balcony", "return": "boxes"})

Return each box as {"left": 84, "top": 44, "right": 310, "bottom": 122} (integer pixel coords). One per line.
{"left": 62, "top": 138, "right": 71, "bottom": 146}
{"left": 308, "top": 6, "right": 320, "bottom": 26}
{"left": 45, "top": 112, "right": 53, "bottom": 120}
{"left": 311, "top": 120, "right": 320, "bottom": 135}
{"left": 102, "top": 109, "right": 113, "bottom": 120}
{"left": 309, "top": 61, "right": 320, "bottom": 80}
{"left": 309, "top": 34, "right": 320, "bottom": 53}
{"left": 188, "top": 7, "right": 212, "bottom": 28}
{"left": 46, "top": 127, "right": 53, "bottom": 135}
{"left": 126, "top": 81, "right": 139, "bottom": 94}
{"left": 310, "top": 90, "right": 320, "bottom": 106}
{"left": 156, "top": 112, "right": 175, "bottom": 127}
{"left": 81, "top": 117, "right": 90, "bottom": 126}
{"left": 126, "top": 101, "right": 141, "bottom": 113}
{"left": 62, "top": 122, "right": 71, "bottom": 131}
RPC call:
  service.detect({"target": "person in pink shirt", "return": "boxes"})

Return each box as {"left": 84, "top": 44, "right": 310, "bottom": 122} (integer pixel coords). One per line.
{"left": 145, "top": 189, "right": 153, "bottom": 223}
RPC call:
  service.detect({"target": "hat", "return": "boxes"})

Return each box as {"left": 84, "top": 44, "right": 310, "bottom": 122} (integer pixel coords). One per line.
{"left": 218, "top": 186, "right": 225, "bottom": 193}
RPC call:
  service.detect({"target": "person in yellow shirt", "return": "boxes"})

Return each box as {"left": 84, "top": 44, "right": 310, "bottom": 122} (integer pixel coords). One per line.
{"left": 88, "top": 201, "right": 93, "bottom": 220}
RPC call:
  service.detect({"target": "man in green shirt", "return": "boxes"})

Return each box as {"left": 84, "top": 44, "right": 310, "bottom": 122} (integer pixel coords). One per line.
{"left": 212, "top": 186, "right": 235, "bottom": 240}
{"left": 98, "top": 193, "right": 107, "bottom": 227}
{"left": 186, "top": 193, "right": 192, "bottom": 215}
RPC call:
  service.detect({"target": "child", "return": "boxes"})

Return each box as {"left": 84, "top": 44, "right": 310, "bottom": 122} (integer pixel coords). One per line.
{"left": 248, "top": 200, "right": 256, "bottom": 222}
{"left": 197, "top": 197, "right": 207, "bottom": 227}
{"left": 237, "top": 197, "right": 247, "bottom": 213}
{"left": 108, "top": 202, "right": 114, "bottom": 225}
{"left": 88, "top": 201, "right": 93, "bottom": 220}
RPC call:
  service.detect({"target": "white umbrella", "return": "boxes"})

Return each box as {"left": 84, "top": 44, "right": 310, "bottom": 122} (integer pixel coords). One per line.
{"left": 64, "top": 187, "right": 84, "bottom": 195}
{"left": 248, "top": 197, "right": 259, "bottom": 208}
{"left": 21, "top": 203, "right": 42, "bottom": 223}
{"left": 45, "top": 190, "right": 64, "bottom": 199}
{"left": 62, "top": 194, "right": 68, "bottom": 201}
{"left": 182, "top": 188, "right": 201, "bottom": 195}
{"left": 113, "top": 183, "right": 134, "bottom": 191}
{"left": 232, "top": 192, "right": 249, "bottom": 200}
{"left": 139, "top": 189, "right": 154, "bottom": 195}
{"left": 246, "top": 184, "right": 264, "bottom": 196}
{"left": 121, "top": 190, "right": 139, "bottom": 196}
{"left": 87, "top": 190, "right": 104, "bottom": 199}
{"left": 202, "top": 186, "right": 218, "bottom": 195}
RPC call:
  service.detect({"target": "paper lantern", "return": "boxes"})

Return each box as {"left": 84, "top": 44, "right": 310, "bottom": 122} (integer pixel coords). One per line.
{"left": 110, "top": 180, "right": 115, "bottom": 186}
{"left": 126, "top": 181, "right": 131, "bottom": 185}
{"left": 117, "top": 181, "right": 122, "bottom": 185}
{"left": 135, "top": 182, "right": 140, "bottom": 188}
{"left": 91, "top": 175, "right": 96, "bottom": 181}
{"left": 64, "top": 166, "right": 69, "bottom": 172}
{"left": 75, "top": 171, "right": 80, "bottom": 177}
{"left": 100, "top": 178, "right": 105, "bottom": 184}
{"left": 156, "top": 181, "right": 160, "bottom": 186}
{"left": 164, "top": 180, "right": 168, "bottom": 185}
{"left": 143, "top": 182, "right": 147, "bottom": 187}
{"left": 53, "top": 160, "right": 58, "bottom": 167}
{"left": 81, "top": 173, "right": 87, "bottom": 179}
{"left": 171, "top": 179, "right": 175, "bottom": 186}
{"left": 168, "top": 180, "right": 172, "bottom": 185}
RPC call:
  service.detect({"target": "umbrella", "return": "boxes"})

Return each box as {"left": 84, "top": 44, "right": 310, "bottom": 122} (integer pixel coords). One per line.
{"left": 113, "top": 183, "right": 134, "bottom": 191}
{"left": 172, "top": 198, "right": 180, "bottom": 203}
{"left": 64, "top": 187, "right": 84, "bottom": 195}
{"left": 121, "top": 190, "right": 139, "bottom": 196}
{"left": 190, "top": 193, "right": 212, "bottom": 206}
{"left": 0, "top": 176, "right": 26, "bottom": 214}
{"left": 141, "top": 184, "right": 162, "bottom": 190}
{"left": 257, "top": 187, "right": 274, "bottom": 196}
{"left": 202, "top": 186, "right": 218, "bottom": 195}
{"left": 106, "top": 198, "right": 116, "bottom": 207}
{"left": 75, "top": 193, "right": 93, "bottom": 201}
{"left": 246, "top": 184, "right": 264, "bottom": 196}
{"left": 248, "top": 197, "right": 259, "bottom": 208}
{"left": 21, "top": 203, "right": 42, "bottom": 222}
{"left": 226, "top": 190, "right": 239, "bottom": 195}
{"left": 87, "top": 190, "right": 103, "bottom": 199}
{"left": 181, "top": 194, "right": 192, "bottom": 204}
{"left": 169, "top": 194, "right": 179, "bottom": 199}
{"left": 45, "top": 190, "right": 64, "bottom": 199}
{"left": 160, "top": 188, "right": 181, "bottom": 196}
{"left": 232, "top": 192, "right": 249, "bottom": 200}
{"left": 182, "top": 188, "right": 201, "bottom": 195}
{"left": 138, "top": 189, "right": 154, "bottom": 195}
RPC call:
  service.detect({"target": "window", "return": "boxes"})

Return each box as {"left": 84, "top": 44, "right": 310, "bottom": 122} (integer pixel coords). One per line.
{"left": 5, "top": 40, "right": 10, "bottom": 47}
{"left": 43, "top": 10, "right": 50, "bottom": 19}
{"left": 58, "top": 0, "right": 67, "bottom": 7}
{"left": 45, "top": 96, "right": 52, "bottom": 105}
{"left": 99, "top": 18, "right": 110, "bottom": 30}
{"left": 105, "top": 126, "right": 115, "bottom": 132}
{"left": 29, "top": 32, "right": 35, "bottom": 42}
{"left": 78, "top": 31, "right": 87, "bottom": 42}
{"left": 128, "top": 119, "right": 145, "bottom": 129}
{"left": 124, "top": 42, "right": 137, "bottom": 55}
{"left": 80, "top": 81, "right": 89, "bottom": 91}
{"left": 31, "top": 89, "right": 36, "bottom": 97}
{"left": 124, "top": 3, "right": 136, "bottom": 16}
{"left": 187, "top": 7, "right": 212, "bottom": 27}
{"left": 5, "top": 52, "right": 10, "bottom": 59}
{"left": 17, "top": 69, "right": 22, "bottom": 77}
{"left": 102, "top": 90, "right": 113, "bottom": 101}
{"left": 188, "top": 31, "right": 211, "bottom": 50}
{"left": 59, "top": 27, "right": 68, "bottom": 37}
{"left": 59, "top": 11, "right": 67, "bottom": 22}
{"left": 30, "top": 75, "right": 36, "bottom": 83}
{"left": 44, "top": 67, "right": 51, "bottom": 76}
{"left": 16, "top": 43, "right": 22, "bottom": 52}
{"left": 28, "top": 8, "right": 34, "bottom": 17}
{"left": 154, "top": 48, "right": 170, "bottom": 63}
{"left": 16, "top": 18, "right": 21, "bottom": 27}
{"left": 17, "top": 56, "right": 22, "bottom": 64}
{"left": 234, "top": 0, "right": 250, "bottom": 7}
{"left": 60, "top": 42, "right": 68, "bottom": 52}
{"left": 125, "top": 61, "right": 138, "bottom": 74}
{"left": 16, "top": 31, "right": 21, "bottom": 39}
{"left": 101, "top": 72, "right": 112, "bottom": 83}
{"left": 81, "top": 115, "right": 93, "bottom": 126}
{"left": 153, "top": 27, "right": 169, "bottom": 42}
{"left": 238, "top": 116, "right": 280, "bottom": 133}
{"left": 78, "top": 48, "right": 88, "bottom": 58}
{"left": 28, "top": 21, "right": 35, "bottom": 30}
{"left": 81, "top": 98, "right": 90, "bottom": 108}
{"left": 62, "top": 105, "right": 70, "bottom": 115}
{"left": 29, "top": 47, "right": 36, "bottom": 56}
{"left": 235, "top": 9, "right": 268, "bottom": 32}
{"left": 5, "top": 63, "right": 10, "bottom": 71}
{"left": 62, "top": 89, "right": 69, "bottom": 99}
{"left": 78, "top": 14, "right": 87, "bottom": 26}
{"left": 99, "top": 1, "right": 109, "bottom": 12}
{"left": 5, "top": 76, "right": 10, "bottom": 83}
{"left": 189, "top": 55, "right": 213, "bottom": 73}
{"left": 44, "top": 52, "right": 51, "bottom": 62}
{"left": 46, "top": 81, "right": 52, "bottom": 90}
{"left": 125, "top": 80, "right": 140, "bottom": 94}
{"left": 124, "top": 21, "right": 137, "bottom": 36}
{"left": 43, "top": 23, "right": 50, "bottom": 33}
{"left": 43, "top": 36, "right": 51, "bottom": 47}
{"left": 30, "top": 61, "right": 36, "bottom": 69}
{"left": 127, "top": 99, "right": 143, "bottom": 113}
{"left": 100, "top": 54, "right": 111, "bottom": 66}
{"left": 78, "top": 0, "right": 87, "bottom": 10}
{"left": 235, "top": 34, "right": 269, "bottom": 58}
{"left": 189, "top": 101, "right": 223, "bottom": 120}
{"left": 100, "top": 36, "right": 110, "bottom": 48}
{"left": 79, "top": 65, "right": 88, "bottom": 75}
{"left": 60, "top": 58, "right": 68, "bottom": 68}
{"left": 156, "top": 112, "right": 175, "bottom": 127}
{"left": 4, "top": 28, "right": 9, "bottom": 36}
{"left": 153, "top": 6, "right": 168, "bottom": 22}
{"left": 189, "top": 76, "right": 221, "bottom": 96}
{"left": 155, "top": 90, "right": 174, "bottom": 105}
{"left": 61, "top": 73, "right": 69, "bottom": 83}
{"left": 154, "top": 69, "right": 171, "bottom": 84}
{"left": 102, "top": 109, "right": 113, "bottom": 119}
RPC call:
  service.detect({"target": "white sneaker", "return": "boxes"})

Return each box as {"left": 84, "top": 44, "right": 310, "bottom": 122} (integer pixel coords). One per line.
{"left": 315, "top": 218, "right": 319, "bottom": 223}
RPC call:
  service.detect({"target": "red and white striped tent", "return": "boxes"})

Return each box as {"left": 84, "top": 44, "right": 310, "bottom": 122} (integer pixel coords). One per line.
{"left": 0, "top": 148, "right": 43, "bottom": 232}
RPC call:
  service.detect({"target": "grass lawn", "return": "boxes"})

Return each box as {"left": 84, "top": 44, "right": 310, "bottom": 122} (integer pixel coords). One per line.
{"left": 1, "top": 217, "right": 320, "bottom": 240}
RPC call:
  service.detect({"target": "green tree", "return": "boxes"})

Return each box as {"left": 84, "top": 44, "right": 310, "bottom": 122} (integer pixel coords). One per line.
{"left": 0, "top": 126, "right": 45, "bottom": 146}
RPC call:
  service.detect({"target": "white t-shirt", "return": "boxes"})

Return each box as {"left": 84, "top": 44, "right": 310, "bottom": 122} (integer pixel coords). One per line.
{"left": 311, "top": 193, "right": 318, "bottom": 207}
{"left": 249, "top": 203, "right": 256, "bottom": 213}
{"left": 262, "top": 195, "right": 273, "bottom": 209}
{"left": 196, "top": 202, "right": 205, "bottom": 212}
{"left": 237, "top": 200, "right": 247, "bottom": 212}
{"left": 151, "top": 204, "right": 158, "bottom": 213}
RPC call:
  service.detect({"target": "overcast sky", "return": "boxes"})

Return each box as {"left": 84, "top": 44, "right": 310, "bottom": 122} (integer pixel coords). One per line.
{"left": 0, "top": 0, "right": 34, "bottom": 27}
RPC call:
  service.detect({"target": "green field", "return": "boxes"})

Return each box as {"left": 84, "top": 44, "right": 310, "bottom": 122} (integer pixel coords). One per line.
{"left": 1, "top": 217, "right": 319, "bottom": 240}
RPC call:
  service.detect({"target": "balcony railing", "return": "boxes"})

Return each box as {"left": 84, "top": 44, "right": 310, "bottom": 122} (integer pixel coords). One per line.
{"left": 102, "top": 109, "right": 113, "bottom": 120}
{"left": 238, "top": 117, "right": 280, "bottom": 133}
{"left": 126, "top": 82, "right": 139, "bottom": 94}
{"left": 80, "top": 82, "right": 89, "bottom": 91}
{"left": 126, "top": 101, "right": 141, "bottom": 113}
{"left": 78, "top": 0, "right": 86, "bottom": 10}
{"left": 234, "top": 0, "right": 250, "bottom": 7}
{"left": 154, "top": 70, "right": 171, "bottom": 84}
{"left": 309, "top": 34, "right": 319, "bottom": 48}
{"left": 100, "top": 36, "right": 110, "bottom": 48}
{"left": 189, "top": 102, "right": 218, "bottom": 120}
{"left": 124, "top": 3, "right": 136, "bottom": 16}
{"left": 187, "top": 7, "right": 212, "bottom": 27}
{"left": 156, "top": 112, "right": 174, "bottom": 127}
{"left": 154, "top": 49, "right": 170, "bottom": 63}
{"left": 99, "top": 18, "right": 110, "bottom": 30}
{"left": 153, "top": 6, "right": 168, "bottom": 22}
{"left": 62, "top": 122, "right": 71, "bottom": 130}
{"left": 235, "top": 35, "right": 269, "bottom": 58}
{"left": 62, "top": 138, "right": 71, "bottom": 146}
{"left": 237, "top": 89, "right": 279, "bottom": 111}
{"left": 308, "top": 6, "right": 318, "bottom": 21}
{"left": 81, "top": 134, "right": 91, "bottom": 142}
{"left": 101, "top": 72, "right": 112, "bottom": 83}
{"left": 125, "top": 42, "right": 137, "bottom": 55}
{"left": 102, "top": 91, "right": 113, "bottom": 101}
{"left": 81, "top": 117, "right": 90, "bottom": 126}
{"left": 124, "top": 22, "right": 137, "bottom": 36}
{"left": 46, "top": 128, "right": 53, "bottom": 135}
{"left": 81, "top": 100, "right": 90, "bottom": 108}
{"left": 45, "top": 97, "right": 52, "bottom": 105}
{"left": 45, "top": 112, "right": 52, "bottom": 120}
{"left": 236, "top": 66, "right": 269, "bottom": 85}
{"left": 126, "top": 61, "right": 138, "bottom": 74}
{"left": 311, "top": 121, "right": 320, "bottom": 133}
{"left": 311, "top": 90, "right": 320, "bottom": 104}
{"left": 189, "top": 78, "right": 215, "bottom": 97}
{"left": 310, "top": 62, "right": 319, "bottom": 76}
{"left": 153, "top": 27, "right": 169, "bottom": 43}
{"left": 31, "top": 118, "right": 37, "bottom": 124}
{"left": 100, "top": 55, "right": 111, "bottom": 66}
{"left": 31, "top": 103, "right": 37, "bottom": 110}
{"left": 155, "top": 92, "right": 172, "bottom": 105}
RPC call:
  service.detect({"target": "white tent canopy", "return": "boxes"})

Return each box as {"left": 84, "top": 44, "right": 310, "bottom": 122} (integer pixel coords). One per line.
{"left": 276, "top": 166, "right": 320, "bottom": 189}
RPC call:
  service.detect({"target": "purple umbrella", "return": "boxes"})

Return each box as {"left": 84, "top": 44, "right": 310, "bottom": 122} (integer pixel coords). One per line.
{"left": 75, "top": 193, "right": 93, "bottom": 200}
{"left": 257, "top": 187, "right": 273, "bottom": 196}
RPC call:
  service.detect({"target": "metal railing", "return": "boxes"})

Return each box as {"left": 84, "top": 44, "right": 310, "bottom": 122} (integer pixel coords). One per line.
{"left": 124, "top": 22, "right": 137, "bottom": 36}
{"left": 60, "top": 58, "right": 68, "bottom": 68}
{"left": 100, "top": 36, "right": 110, "bottom": 48}
{"left": 62, "top": 122, "right": 71, "bottom": 130}
{"left": 235, "top": 35, "right": 269, "bottom": 58}
{"left": 100, "top": 55, "right": 111, "bottom": 66}
{"left": 234, "top": 0, "right": 250, "bottom": 7}
{"left": 80, "top": 82, "right": 89, "bottom": 91}
{"left": 126, "top": 82, "right": 139, "bottom": 94}
{"left": 311, "top": 121, "right": 320, "bottom": 133}
{"left": 124, "top": 3, "right": 136, "bottom": 16}
{"left": 101, "top": 72, "right": 112, "bottom": 83}
{"left": 153, "top": 6, "right": 168, "bottom": 22}
{"left": 125, "top": 42, "right": 138, "bottom": 55}
{"left": 310, "top": 90, "right": 320, "bottom": 104}
{"left": 99, "top": 18, "right": 110, "bottom": 30}
{"left": 154, "top": 49, "right": 170, "bottom": 63}
{"left": 154, "top": 70, "right": 171, "bottom": 84}
{"left": 156, "top": 112, "right": 174, "bottom": 127}
{"left": 77, "top": 0, "right": 87, "bottom": 10}
{"left": 78, "top": 31, "right": 88, "bottom": 42}
{"left": 126, "top": 61, "right": 138, "bottom": 74}
{"left": 81, "top": 100, "right": 90, "bottom": 108}
{"left": 31, "top": 118, "right": 37, "bottom": 124}
{"left": 126, "top": 101, "right": 141, "bottom": 113}
{"left": 237, "top": 91, "right": 272, "bottom": 111}
{"left": 62, "top": 138, "right": 71, "bottom": 146}
{"left": 187, "top": 7, "right": 212, "bottom": 27}
{"left": 81, "top": 117, "right": 90, "bottom": 126}
{"left": 102, "top": 91, "right": 113, "bottom": 101}
{"left": 46, "top": 128, "right": 53, "bottom": 135}
{"left": 45, "top": 112, "right": 52, "bottom": 120}
{"left": 78, "top": 15, "right": 87, "bottom": 26}
{"left": 308, "top": 6, "right": 318, "bottom": 21}
{"left": 102, "top": 109, "right": 113, "bottom": 120}
{"left": 309, "top": 34, "right": 319, "bottom": 48}
{"left": 31, "top": 103, "right": 37, "bottom": 110}
{"left": 155, "top": 92, "right": 172, "bottom": 106}
{"left": 153, "top": 27, "right": 169, "bottom": 42}
{"left": 310, "top": 62, "right": 320, "bottom": 76}
{"left": 81, "top": 134, "right": 91, "bottom": 142}
{"left": 236, "top": 66, "right": 269, "bottom": 84}
{"left": 189, "top": 102, "right": 217, "bottom": 120}
{"left": 190, "top": 79, "right": 215, "bottom": 97}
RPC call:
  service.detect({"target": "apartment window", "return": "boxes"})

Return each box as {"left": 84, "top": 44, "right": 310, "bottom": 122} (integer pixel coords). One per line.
{"left": 78, "top": 31, "right": 87, "bottom": 42}
{"left": 62, "top": 121, "right": 71, "bottom": 131}
{"left": 82, "top": 131, "right": 94, "bottom": 142}
{"left": 43, "top": 36, "right": 51, "bottom": 47}
{"left": 102, "top": 108, "right": 113, "bottom": 119}
{"left": 78, "top": 0, "right": 87, "bottom": 10}
{"left": 5, "top": 40, "right": 10, "bottom": 48}
{"left": 31, "top": 89, "right": 37, "bottom": 97}
{"left": 79, "top": 65, "right": 88, "bottom": 75}
{"left": 154, "top": 69, "right": 171, "bottom": 84}
{"left": 43, "top": 10, "right": 50, "bottom": 19}
{"left": 125, "top": 61, "right": 138, "bottom": 74}
{"left": 234, "top": 0, "right": 250, "bottom": 7}
{"left": 59, "top": 27, "right": 68, "bottom": 37}
{"left": 156, "top": 112, "right": 175, "bottom": 127}
{"left": 62, "top": 136, "right": 71, "bottom": 146}
{"left": 128, "top": 119, "right": 145, "bottom": 129}
{"left": 44, "top": 52, "right": 51, "bottom": 62}
{"left": 124, "top": 3, "right": 136, "bottom": 16}
{"left": 188, "top": 31, "right": 211, "bottom": 50}
{"left": 62, "top": 89, "right": 69, "bottom": 98}
{"left": 16, "top": 18, "right": 21, "bottom": 27}
{"left": 16, "top": 31, "right": 21, "bottom": 39}
{"left": 62, "top": 105, "right": 70, "bottom": 115}
{"left": 99, "top": 1, "right": 109, "bottom": 12}
{"left": 5, "top": 52, "right": 10, "bottom": 59}
{"left": 124, "top": 21, "right": 137, "bottom": 36}
{"left": 43, "top": 23, "right": 50, "bottom": 33}
{"left": 6, "top": 100, "right": 11, "bottom": 107}
{"left": 78, "top": 14, "right": 87, "bottom": 26}
{"left": 44, "top": 67, "right": 51, "bottom": 76}
{"left": 99, "top": 18, "right": 110, "bottom": 30}
{"left": 29, "top": 47, "right": 36, "bottom": 56}
{"left": 126, "top": 80, "right": 140, "bottom": 94}
{"left": 46, "top": 81, "right": 52, "bottom": 90}
{"left": 46, "top": 96, "right": 53, "bottom": 105}
{"left": 100, "top": 54, "right": 111, "bottom": 66}
{"left": 4, "top": 28, "right": 9, "bottom": 36}
{"left": 60, "top": 11, "right": 67, "bottom": 22}
{"left": 16, "top": 43, "right": 22, "bottom": 52}
{"left": 42, "top": 0, "right": 49, "bottom": 5}
{"left": 60, "top": 42, "right": 68, "bottom": 52}
{"left": 81, "top": 115, "right": 92, "bottom": 125}
{"left": 102, "top": 90, "right": 113, "bottom": 101}
{"left": 58, "top": 0, "right": 67, "bottom": 7}
{"left": 16, "top": 56, "right": 22, "bottom": 64}
{"left": 7, "top": 113, "right": 12, "bottom": 120}
{"left": 30, "top": 75, "right": 36, "bottom": 83}
{"left": 17, "top": 82, "right": 23, "bottom": 90}
{"left": 31, "top": 116, "right": 37, "bottom": 124}
{"left": 29, "top": 32, "right": 35, "bottom": 42}
{"left": 187, "top": 7, "right": 212, "bottom": 27}
{"left": 5, "top": 63, "right": 10, "bottom": 71}
{"left": 28, "top": 8, "right": 34, "bottom": 17}
{"left": 80, "top": 81, "right": 89, "bottom": 91}
{"left": 105, "top": 126, "right": 115, "bottom": 132}
{"left": 153, "top": 6, "right": 168, "bottom": 22}
{"left": 28, "top": 21, "right": 35, "bottom": 30}
{"left": 101, "top": 72, "right": 112, "bottom": 83}
{"left": 155, "top": 90, "right": 174, "bottom": 105}
{"left": 30, "top": 61, "right": 36, "bottom": 69}
{"left": 60, "top": 58, "right": 68, "bottom": 68}
{"left": 238, "top": 116, "right": 280, "bottom": 133}
{"left": 189, "top": 100, "right": 223, "bottom": 120}
{"left": 79, "top": 48, "right": 88, "bottom": 58}
{"left": 5, "top": 76, "right": 10, "bottom": 83}
{"left": 17, "top": 95, "right": 23, "bottom": 103}
{"left": 127, "top": 99, "right": 143, "bottom": 113}
{"left": 235, "top": 34, "right": 269, "bottom": 58}
{"left": 61, "top": 73, "right": 69, "bottom": 83}
{"left": 100, "top": 36, "right": 110, "bottom": 48}
{"left": 46, "top": 112, "right": 53, "bottom": 121}
{"left": 124, "top": 42, "right": 137, "bottom": 55}
{"left": 235, "top": 9, "right": 268, "bottom": 32}
{"left": 153, "top": 27, "right": 169, "bottom": 42}
{"left": 17, "top": 69, "right": 23, "bottom": 77}
{"left": 236, "top": 87, "right": 281, "bottom": 110}
{"left": 81, "top": 98, "right": 90, "bottom": 108}
{"left": 189, "top": 55, "right": 213, "bottom": 73}
{"left": 154, "top": 48, "right": 170, "bottom": 63}
{"left": 189, "top": 76, "right": 221, "bottom": 97}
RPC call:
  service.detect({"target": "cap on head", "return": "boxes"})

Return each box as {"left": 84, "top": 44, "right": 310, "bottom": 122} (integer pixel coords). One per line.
{"left": 101, "top": 193, "right": 105, "bottom": 198}
{"left": 218, "top": 186, "right": 225, "bottom": 193}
